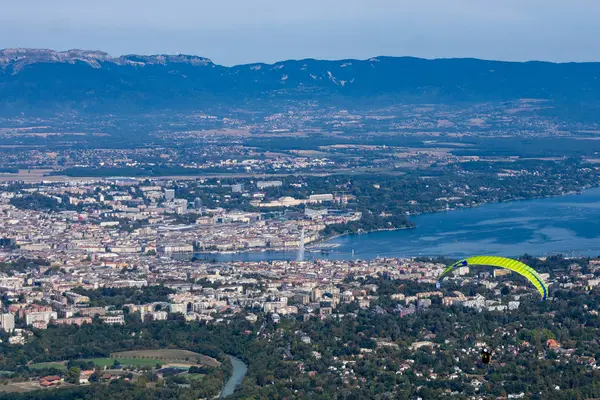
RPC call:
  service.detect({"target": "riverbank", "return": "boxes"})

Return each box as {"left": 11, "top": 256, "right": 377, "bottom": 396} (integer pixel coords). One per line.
{"left": 220, "top": 356, "right": 248, "bottom": 398}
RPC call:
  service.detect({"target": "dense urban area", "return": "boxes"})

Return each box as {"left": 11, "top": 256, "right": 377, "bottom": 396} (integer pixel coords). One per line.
{"left": 1, "top": 130, "right": 600, "bottom": 398}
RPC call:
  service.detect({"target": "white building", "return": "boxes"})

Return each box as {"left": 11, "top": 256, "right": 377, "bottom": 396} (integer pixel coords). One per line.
{"left": 305, "top": 208, "right": 328, "bottom": 219}
{"left": 462, "top": 295, "right": 486, "bottom": 310}
{"left": 0, "top": 313, "right": 15, "bottom": 332}
{"left": 309, "top": 194, "right": 333, "bottom": 203}
{"left": 257, "top": 181, "right": 283, "bottom": 189}
{"left": 101, "top": 315, "right": 125, "bottom": 325}
{"left": 164, "top": 189, "right": 175, "bottom": 201}
{"left": 169, "top": 303, "right": 188, "bottom": 314}
{"left": 143, "top": 311, "right": 168, "bottom": 321}
{"left": 264, "top": 302, "right": 287, "bottom": 313}
{"left": 157, "top": 244, "right": 194, "bottom": 255}
{"left": 25, "top": 311, "right": 57, "bottom": 326}
{"left": 0, "top": 277, "right": 23, "bottom": 289}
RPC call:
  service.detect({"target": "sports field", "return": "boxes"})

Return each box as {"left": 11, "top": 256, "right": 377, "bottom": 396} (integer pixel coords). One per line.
{"left": 110, "top": 349, "right": 220, "bottom": 367}
{"left": 83, "top": 357, "right": 163, "bottom": 368}
{"left": 28, "top": 349, "right": 219, "bottom": 371}
{"left": 28, "top": 362, "right": 66, "bottom": 371}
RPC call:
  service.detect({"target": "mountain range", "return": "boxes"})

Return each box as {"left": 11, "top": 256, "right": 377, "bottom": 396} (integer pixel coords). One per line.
{"left": 2, "top": 48, "right": 600, "bottom": 118}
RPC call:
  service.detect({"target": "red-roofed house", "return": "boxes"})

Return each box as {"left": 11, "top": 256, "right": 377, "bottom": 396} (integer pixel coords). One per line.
{"left": 39, "top": 375, "right": 62, "bottom": 387}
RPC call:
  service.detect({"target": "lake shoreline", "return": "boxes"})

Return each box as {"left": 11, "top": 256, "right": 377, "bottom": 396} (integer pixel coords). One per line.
{"left": 195, "top": 226, "right": 416, "bottom": 257}
{"left": 195, "top": 188, "right": 588, "bottom": 258}
{"left": 308, "top": 226, "right": 416, "bottom": 249}
{"left": 195, "top": 186, "right": 600, "bottom": 261}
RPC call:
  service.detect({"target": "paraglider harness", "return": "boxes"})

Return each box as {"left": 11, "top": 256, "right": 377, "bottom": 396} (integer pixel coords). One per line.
{"left": 480, "top": 348, "right": 492, "bottom": 364}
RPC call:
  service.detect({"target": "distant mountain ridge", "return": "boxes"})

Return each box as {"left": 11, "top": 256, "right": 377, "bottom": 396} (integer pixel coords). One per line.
{"left": 0, "top": 48, "right": 214, "bottom": 71}
{"left": 2, "top": 48, "right": 600, "bottom": 118}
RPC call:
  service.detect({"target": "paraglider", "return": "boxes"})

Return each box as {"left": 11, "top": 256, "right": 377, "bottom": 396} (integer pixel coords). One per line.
{"left": 480, "top": 348, "right": 492, "bottom": 364}
{"left": 438, "top": 256, "right": 548, "bottom": 300}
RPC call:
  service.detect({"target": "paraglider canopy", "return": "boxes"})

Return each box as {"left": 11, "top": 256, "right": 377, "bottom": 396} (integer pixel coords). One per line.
{"left": 438, "top": 256, "right": 548, "bottom": 300}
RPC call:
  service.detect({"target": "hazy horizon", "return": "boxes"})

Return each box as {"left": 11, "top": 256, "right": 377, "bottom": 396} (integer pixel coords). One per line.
{"left": 5, "top": 47, "right": 595, "bottom": 66}
{"left": 2, "top": 0, "right": 600, "bottom": 66}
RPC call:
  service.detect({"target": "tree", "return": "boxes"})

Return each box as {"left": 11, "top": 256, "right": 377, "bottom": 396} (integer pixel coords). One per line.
{"left": 67, "top": 366, "right": 81, "bottom": 384}
{"left": 136, "top": 375, "right": 149, "bottom": 388}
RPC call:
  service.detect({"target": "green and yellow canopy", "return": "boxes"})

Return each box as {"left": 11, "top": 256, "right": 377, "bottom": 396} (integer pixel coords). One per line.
{"left": 438, "top": 256, "right": 548, "bottom": 300}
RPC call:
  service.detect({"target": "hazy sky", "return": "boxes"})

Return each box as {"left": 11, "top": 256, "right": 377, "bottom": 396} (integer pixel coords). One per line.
{"left": 2, "top": 0, "right": 599, "bottom": 65}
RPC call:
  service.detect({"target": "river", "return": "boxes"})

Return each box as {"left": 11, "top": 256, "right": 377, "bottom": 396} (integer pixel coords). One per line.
{"left": 197, "top": 188, "right": 600, "bottom": 262}
{"left": 220, "top": 355, "right": 248, "bottom": 398}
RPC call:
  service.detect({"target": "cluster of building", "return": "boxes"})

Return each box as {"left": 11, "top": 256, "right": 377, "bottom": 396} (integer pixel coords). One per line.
{"left": 0, "top": 285, "right": 127, "bottom": 333}
{"left": 0, "top": 247, "right": 568, "bottom": 344}
{"left": 0, "top": 256, "right": 440, "bottom": 335}
{"left": 0, "top": 177, "right": 365, "bottom": 259}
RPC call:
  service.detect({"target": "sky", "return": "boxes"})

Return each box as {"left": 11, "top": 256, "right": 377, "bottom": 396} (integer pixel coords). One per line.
{"left": 1, "top": 0, "right": 599, "bottom": 66}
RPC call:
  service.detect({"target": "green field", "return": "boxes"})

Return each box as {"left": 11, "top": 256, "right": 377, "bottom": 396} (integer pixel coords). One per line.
{"left": 82, "top": 358, "right": 165, "bottom": 368}
{"left": 183, "top": 373, "right": 205, "bottom": 382}
{"left": 110, "top": 349, "right": 219, "bottom": 367}
{"left": 28, "top": 362, "right": 67, "bottom": 371}
{"left": 27, "top": 349, "right": 218, "bottom": 372}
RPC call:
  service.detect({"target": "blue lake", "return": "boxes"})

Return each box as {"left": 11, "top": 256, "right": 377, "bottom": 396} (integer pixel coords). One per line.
{"left": 196, "top": 188, "right": 600, "bottom": 262}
